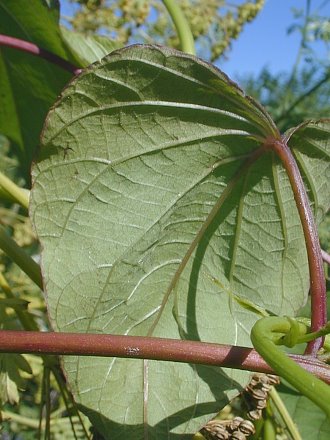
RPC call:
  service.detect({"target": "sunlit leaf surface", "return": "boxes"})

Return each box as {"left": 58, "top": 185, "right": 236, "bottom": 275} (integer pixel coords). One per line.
{"left": 279, "top": 383, "right": 330, "bottom": 439}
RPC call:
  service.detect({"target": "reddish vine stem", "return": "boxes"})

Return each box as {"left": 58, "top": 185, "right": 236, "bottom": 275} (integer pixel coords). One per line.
{"left": 264, "top": 137, "right": 326, "bottom": 355}
{"left": 0, "top": 34, "right": 81, "bottom": 75}
{"left": 1, "top": 330, "right": 329, "bottom": 383}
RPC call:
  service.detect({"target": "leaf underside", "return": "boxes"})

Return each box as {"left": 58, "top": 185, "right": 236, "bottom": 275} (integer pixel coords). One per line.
{"left": 30, "top": 45, "right": 330, "bottom": 439}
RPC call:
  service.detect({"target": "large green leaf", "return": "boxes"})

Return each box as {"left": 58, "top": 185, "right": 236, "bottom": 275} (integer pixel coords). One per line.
{"left": 0, "top": 0, "right": 78, "bottom": 177}
{"left": 279, "top": 383, "right": 330, "bottom": 439}
{"left": 30, "top": 45, "right": 330, "bottom": 438}
{"left": 286, "top": 120, "right": 330, "bottom": 224}
{"left": 60, "top": 27, "right": 121, "bottom": 66}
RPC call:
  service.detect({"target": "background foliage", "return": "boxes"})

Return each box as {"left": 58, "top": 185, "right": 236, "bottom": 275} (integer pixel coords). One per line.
{"left": 67, "top": 0, "right": 265, "bottom": 61}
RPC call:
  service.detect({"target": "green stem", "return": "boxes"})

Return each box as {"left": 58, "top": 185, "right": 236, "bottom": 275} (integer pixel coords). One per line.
{"left": 38, "top": 366, "right": 46, "bottom": 440}
{"left": 1, "top": 410, "right": 85, "bottom": 430}
{"left": 263, "top": 417, "right": 276, "bottom": 440}
{"left": 0, "top": 225, "right": 43, "bottom": 290}
{"left": 2, "top": 410, "right": 40, "bottom": 429}
{"left": 269, "top": 387, "right": 302, "bottom": 440}
{"left": 297, "top": 322, "right": 330, "bottom": 344}
{"left": 251, "top": 316, "right": 330, "bottom": 418}
{"left": 44, "top": 367, "right": 51, "bottom": 439}
{"left": 0, "top": 171, "right": 29, "bottom": 210}
{"left": 52, "top": 367, "right": 91, "bottom": 439}
{"left": 162, "top": 0, "right": 196, "bottom": 55}
{"left": 251, "top": 418, "right": 264, "bottom": 440}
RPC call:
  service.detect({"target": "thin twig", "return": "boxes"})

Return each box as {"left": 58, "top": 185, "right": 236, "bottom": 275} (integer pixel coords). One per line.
{"left": 321, "top": 249, "right": 330, "bottom": 265}
{"left": 0, "top": 34, "right": 81, "bottom": 75}
{"left": 269, "top": 388, "right": 302, "bottom": 440}
{"left": 0, "top": 225, "right": 43, "bottom": 290}
{"left": 0, "top": 171, "right": 29, "bottom": 210}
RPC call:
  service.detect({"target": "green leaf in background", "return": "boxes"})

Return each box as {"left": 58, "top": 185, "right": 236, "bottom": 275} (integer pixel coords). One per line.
{"left": 0, "top": 134, "right": 21, "bottom": 202}
{"left": 279, "top": 383, "right": 330, "bottom": 439}
{"left": 0, "top": 353, "right": 32, "bottom": 405}
{"left": 286, "top": 120, "right": 330, "bottom": 225}
{"left": 0, "top": 0, "right": 78, "bottom": 179}
{"left": 60, "top": 27, "right": 121, "bottom": 66}
{"left": 30, "top": 45, "right": 330, "bottom": 438}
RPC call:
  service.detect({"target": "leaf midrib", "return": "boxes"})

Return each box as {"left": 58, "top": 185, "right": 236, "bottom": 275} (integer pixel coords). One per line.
{"left": 45, "top": 100, "right": 260, "bottom": 145}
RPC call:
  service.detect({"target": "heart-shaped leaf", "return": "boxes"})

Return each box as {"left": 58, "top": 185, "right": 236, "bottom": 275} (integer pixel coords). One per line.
{"left": 30, "top": 45, "right": 330, "bottom": 438}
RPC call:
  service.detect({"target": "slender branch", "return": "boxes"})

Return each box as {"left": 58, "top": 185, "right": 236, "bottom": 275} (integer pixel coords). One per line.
{"left": 44, "top": 367, "right": 51, "bottom": 439}
{"left": 2, "top": 410, "right": 41, "bottom": 429}
{"left": 0, "top": 225, "right": 43, "bottom": 290}
{"left": 322, "top": 249, "right": 330, "bottom": 265}
{"left": 269, "top": 388, "right": 302, "bottom": 440}
{"left": 0, "top": 330, "right": 329, "bottom": 383}
{"left": 52, "top": 367, "right": 91, "bottom": 439}
{"left": 2, "top": 409, "right": 88, "bottom": 431}
{"left": 162, "top": 0, "right": 196, "bottom": 55}
{"left": 0, "top": 171, "right": 29, "bottom": 210}
{"left": 0, "top": 34, "right": 82, "bottom": 76}
{"left": 264, "top": 138, "right": 326, "bottom": 354}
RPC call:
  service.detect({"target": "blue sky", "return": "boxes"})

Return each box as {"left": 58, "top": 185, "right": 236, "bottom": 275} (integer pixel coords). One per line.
{"left": 219, "top": 0, "right": 329, "bottom": 79}
{"left": 60, "top": 0, "right": 329, "bottom": 79}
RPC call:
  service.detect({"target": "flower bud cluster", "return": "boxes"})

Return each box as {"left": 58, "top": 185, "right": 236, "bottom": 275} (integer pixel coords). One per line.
{"left": 243, "top": 373, "right": 280, "bottom": 421}
{"left": 200, "top": 417, "right": 255, "bottom": 440}
{"left": 199, "top": 373, "right": 280, "bottom": 439}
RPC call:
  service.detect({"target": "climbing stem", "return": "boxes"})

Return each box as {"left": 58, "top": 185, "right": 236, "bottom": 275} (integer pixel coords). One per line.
{"left": 265, "top": 138, "right": 326, "bottom": 355}
{"left": 251, "top": 316, "right": 330, "bottom": 418}
{"left": 162, "top": 0, "right": 196, "bottom": 55}
{"left": 269, "top": 387, "right": 302, "bottom": 440}
{"left": 0, "top": 225, "right": 43, "bottom": 290}
{"left": 1, "top": 329, "right": 330, "bottom": 383}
